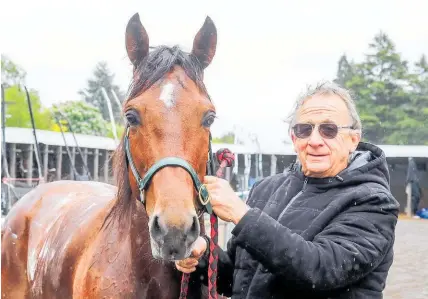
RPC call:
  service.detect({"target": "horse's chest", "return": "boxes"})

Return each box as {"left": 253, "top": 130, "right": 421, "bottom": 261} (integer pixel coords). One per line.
{"left": 76, "top": 246, "right": 137, "bottom": 298}
{"left": 78, "top": 243, "right": 181, "bottom": 299}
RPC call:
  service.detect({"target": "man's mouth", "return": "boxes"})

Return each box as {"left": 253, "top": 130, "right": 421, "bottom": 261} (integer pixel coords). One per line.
{"left": 308, "top": 154, "right": 328, "bottom": 157}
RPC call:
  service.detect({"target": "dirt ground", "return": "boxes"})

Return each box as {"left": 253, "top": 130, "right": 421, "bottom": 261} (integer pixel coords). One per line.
{"left": 383, "top": 218, "right": 428, "bottom": 299}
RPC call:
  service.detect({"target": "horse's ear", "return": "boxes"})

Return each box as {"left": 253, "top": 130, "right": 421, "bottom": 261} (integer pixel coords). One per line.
{"left": 125, "top": 13, "right": 149, "bottom": 68}
{"left": 191, "top": 16, "right": 217, "bottom": 69}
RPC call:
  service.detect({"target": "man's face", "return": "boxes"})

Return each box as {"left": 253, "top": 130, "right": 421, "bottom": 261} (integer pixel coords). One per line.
{"left": 291, "top": 94, "right": 361, "bottom": 178}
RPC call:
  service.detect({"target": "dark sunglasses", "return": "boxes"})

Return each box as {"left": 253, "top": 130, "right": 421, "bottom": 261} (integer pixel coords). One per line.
{"left": 292, "top": 123, "right": 354, "bottom": 139}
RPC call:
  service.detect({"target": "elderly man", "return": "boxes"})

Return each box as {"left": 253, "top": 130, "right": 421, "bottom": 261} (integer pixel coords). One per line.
{"left": 176, "top": 81, "right": 399, "bottom": 298}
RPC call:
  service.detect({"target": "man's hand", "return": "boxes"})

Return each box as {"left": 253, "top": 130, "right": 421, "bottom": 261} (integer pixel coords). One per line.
{"left": 204, "top": 176, "right": 250, "bottom": 224}
{"left": 175, "top": 236, "right": 207, "bottom": 273}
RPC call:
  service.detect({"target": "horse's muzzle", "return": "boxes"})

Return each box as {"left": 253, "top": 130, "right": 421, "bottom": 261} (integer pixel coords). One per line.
{"left": 149, "top": 213, "right": 200, "bottom": 260}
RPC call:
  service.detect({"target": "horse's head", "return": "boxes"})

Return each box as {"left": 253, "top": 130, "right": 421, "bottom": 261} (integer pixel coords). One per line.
{"left": 120, "top": 13, "right": 217, "bottom": 260}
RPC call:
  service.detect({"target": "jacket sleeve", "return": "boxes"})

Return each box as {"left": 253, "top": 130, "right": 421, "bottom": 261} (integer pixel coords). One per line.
{"left": 192, "top": 182, "right": 263, "bottom": 297}
{"left": 230, "top": 191, "right": 399, "bottom": 291}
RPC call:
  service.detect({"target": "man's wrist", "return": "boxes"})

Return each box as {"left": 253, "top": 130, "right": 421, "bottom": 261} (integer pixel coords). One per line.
{"left": 232, "top": 203, "right": 250, "bottom": 225}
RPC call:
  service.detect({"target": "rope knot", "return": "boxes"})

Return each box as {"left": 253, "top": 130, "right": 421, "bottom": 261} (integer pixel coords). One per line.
{"left": 215, "top": 148, "right": 235, "bottom": 168}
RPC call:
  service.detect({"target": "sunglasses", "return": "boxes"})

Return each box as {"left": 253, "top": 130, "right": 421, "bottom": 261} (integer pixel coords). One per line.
{"left": 292, "top": 123, "right": 354, "bottom": 139}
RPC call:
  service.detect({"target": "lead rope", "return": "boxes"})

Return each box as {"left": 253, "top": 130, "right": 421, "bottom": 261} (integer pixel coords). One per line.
{"left": 179, "top": 148, "right": 235, "bottom": 299}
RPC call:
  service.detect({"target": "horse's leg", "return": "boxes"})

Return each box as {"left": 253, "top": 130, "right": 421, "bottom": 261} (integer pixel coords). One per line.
{"left": 1, "top": 211, "right": 31, "bottom": 298}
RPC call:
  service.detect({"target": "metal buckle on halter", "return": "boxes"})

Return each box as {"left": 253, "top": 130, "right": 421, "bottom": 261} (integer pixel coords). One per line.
{"left": 198, "top": 184, "right": 213, "bottom": 214}
{"left": 198, "top": 184, "right": 211, "bottom": 205}
{"left": 136, "top": 177, "right": 146, "bottom": 205}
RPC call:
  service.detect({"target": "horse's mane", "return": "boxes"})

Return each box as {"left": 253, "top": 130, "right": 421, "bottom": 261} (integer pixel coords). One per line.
{"left": 104, "top": 45, "right": 210, "bottom": 227}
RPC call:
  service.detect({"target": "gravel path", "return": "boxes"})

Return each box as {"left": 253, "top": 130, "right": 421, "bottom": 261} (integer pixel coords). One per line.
{"left": 384, "top": 219, "right": 428, "bottom": 299}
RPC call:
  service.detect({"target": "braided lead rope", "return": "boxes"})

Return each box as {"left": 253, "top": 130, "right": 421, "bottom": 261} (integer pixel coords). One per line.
{"left": 179, "top": 149, "right": 235, "bottom": 299}
{"left": 179, "top": 198, "right": 219, "bottom": 299}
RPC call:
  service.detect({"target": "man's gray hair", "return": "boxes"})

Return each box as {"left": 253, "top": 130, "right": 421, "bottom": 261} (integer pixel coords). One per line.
{"left": 285, "top": 81, "right": 362, "bottom": 135}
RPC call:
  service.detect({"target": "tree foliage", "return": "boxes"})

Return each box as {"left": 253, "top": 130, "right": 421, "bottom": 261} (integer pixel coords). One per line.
{"left": 2, "top": 56, "right": 125, "bottom": 139}
{"left": 212, "top": 132, "right": 235, "bottom": 144}
{"left": 2, "top": 56, "right": 52, "bottom": 130}
{"left": 51, "top": 101, "right": 126, "bottom": 139}
{"left": 1, "top": 54, "right": 27, "bottom": 87}
{"left": 105, "top": 122, "right": 125, "bottom": 140}
{"left": 51, "top": 101, "right": 109, "bottom": 136}
{"left": 78, "top": 61, "right": 125, "bottom": 123}
{"left": 335, "top": 32, "right": 428, "bottom": 145}
{"left": 4, "top": 85, "right": 53, "bottom": 130}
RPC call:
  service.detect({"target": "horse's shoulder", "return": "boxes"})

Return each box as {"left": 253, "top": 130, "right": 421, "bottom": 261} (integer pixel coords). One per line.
{"left": 15, "top": 180, "right": 117, "bottom": 229}
{"left": 2, "top": 180, "right": 122, "bottom": 297}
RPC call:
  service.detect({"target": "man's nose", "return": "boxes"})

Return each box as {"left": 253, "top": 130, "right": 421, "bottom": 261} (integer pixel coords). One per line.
{"left": 308, "top": 126, "right": 324, "bottom": 146}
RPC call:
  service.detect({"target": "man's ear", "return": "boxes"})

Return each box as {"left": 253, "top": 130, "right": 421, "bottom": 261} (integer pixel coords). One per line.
{"left": 349, "top": 131, "right": 361, "bottom": 152}
{"left": 291, "top": 133, "right": 298, "bottom": 153}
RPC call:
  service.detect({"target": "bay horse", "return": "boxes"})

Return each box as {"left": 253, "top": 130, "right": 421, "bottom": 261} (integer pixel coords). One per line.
{"left": 2, "top": 13, "right": 222, "bottom": 298}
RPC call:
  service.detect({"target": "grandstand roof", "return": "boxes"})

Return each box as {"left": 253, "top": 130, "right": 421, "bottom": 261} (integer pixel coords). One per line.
{"left": 5, "top": 127, "right": 118, "bottom": 150}
{"left": 4, "top": 127, "right": 428, "bottom": 158}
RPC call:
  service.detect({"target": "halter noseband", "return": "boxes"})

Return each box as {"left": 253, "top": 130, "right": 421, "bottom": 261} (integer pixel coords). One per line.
{"left": 124, "top": 126, "right": 214, "bottom": 215}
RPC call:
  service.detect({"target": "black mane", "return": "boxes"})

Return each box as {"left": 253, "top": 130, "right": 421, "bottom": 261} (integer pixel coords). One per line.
{"left": 127, "top": 45, "right": 209, "bottom": 101}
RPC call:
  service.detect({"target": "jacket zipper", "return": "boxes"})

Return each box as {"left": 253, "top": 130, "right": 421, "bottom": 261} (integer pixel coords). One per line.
{"left": 280, "top": 177, "right": 308, "bottom": 216}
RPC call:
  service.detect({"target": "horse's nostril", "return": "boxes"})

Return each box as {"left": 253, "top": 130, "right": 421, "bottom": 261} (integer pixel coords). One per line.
{"left": 169, "top": 247, "right": 179, "bottom": 257}
{"left": 153, "top": 215, "right": 161, "bottom": 231}
{"left": 186, "top": 215, "right": 200, "bottom": 245}
{"left": 151, "top": 215, "right": 165, "bottom": 240}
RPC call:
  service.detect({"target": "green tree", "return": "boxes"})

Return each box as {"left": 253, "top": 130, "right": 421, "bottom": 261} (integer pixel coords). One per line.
{"left": 411, "top": 55, "right": 428, "bottom": 95}
{"left": 106, "top": 122, "right": 125, "bottom": 140}
{"left": 212, "top": 132, "right": 235, "bottom": 144}
{"left": 2, "top": 56, "right": 53, "bottom": 130}
{"left": 78, "top": 61, "right": 125, "bottom": 123}
{"left": 4, "top": 85, "right": 53, "bottom": 130}
{"left": 51, "top": 101, "right": 109, "bottom": 136}
{"left": 404, "top": 54, "right": 428, "bottom": 143}
{"left": 334, "top": 54, "right": 355, "bottom": 87}
{"left": 1, "top": 54, "right": 27, "bottom": 87}
{"left": 335, "top": 32, "right": 428, "bottom": 145}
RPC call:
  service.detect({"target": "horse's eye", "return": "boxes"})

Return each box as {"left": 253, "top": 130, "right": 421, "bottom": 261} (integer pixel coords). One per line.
{"left": 202, "top": 112, "right": 216, "bottom": 128}
{"left": 125, "top": 110, "right": 141, "bottom": 126}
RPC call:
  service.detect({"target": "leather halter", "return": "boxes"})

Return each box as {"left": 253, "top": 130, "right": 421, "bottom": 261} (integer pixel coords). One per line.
{"left": 124, "top": 126, "right": 214, "bottom": 215}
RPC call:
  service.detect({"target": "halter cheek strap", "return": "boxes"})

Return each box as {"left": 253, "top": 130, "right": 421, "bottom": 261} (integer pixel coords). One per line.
{"left": 124, "top": 126, "right": 213, "bottom": 214}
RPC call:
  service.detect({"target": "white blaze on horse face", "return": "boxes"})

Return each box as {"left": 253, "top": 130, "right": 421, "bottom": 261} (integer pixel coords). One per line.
{"left": 159, "top": 82, "right": 175, "bottom": 108}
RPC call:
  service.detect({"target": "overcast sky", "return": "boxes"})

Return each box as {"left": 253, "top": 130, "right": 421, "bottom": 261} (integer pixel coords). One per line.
{"left": 2, "top": 0, "right": 427, "bottom": 149}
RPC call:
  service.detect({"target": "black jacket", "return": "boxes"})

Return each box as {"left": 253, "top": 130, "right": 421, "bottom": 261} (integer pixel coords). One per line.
{"left": 195, "top": 142, "right": 399, "bottom": 298}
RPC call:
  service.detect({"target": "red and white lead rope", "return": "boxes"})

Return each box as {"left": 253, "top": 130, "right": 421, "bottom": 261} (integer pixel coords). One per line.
{"left": 179, "top": 149, "right": 235, "bottom": 299}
